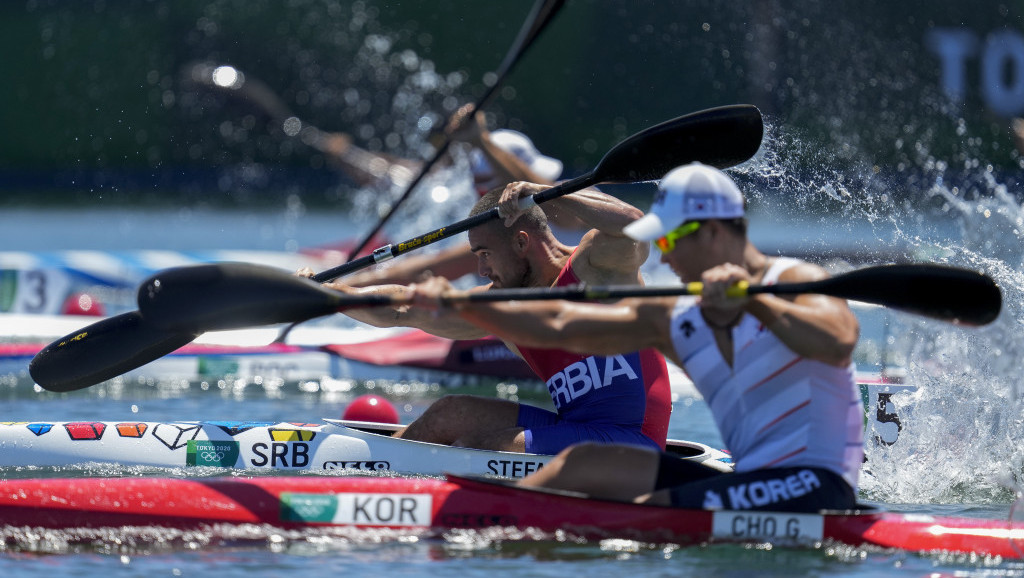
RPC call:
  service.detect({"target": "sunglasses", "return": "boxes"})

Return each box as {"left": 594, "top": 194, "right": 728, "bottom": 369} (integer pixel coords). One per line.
{"left": 654, "top": 221, "right": 701, "bottom": 254}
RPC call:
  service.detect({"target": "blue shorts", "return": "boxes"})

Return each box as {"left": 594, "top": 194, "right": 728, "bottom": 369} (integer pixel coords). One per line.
{"left": 516, "top": 404, "right": 661, "bottom": 455}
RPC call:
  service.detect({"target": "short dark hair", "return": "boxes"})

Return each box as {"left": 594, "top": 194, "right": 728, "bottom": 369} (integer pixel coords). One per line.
{"left": 469, "top": 186, "right": 549, "bottom": 239}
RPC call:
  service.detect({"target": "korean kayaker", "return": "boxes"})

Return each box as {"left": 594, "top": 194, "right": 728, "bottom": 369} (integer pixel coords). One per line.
{"left": 307, "top": 180, "right": 673, "bottom": 456}
{"left": 410, "top": 162, "right": 863, "bottom": 512}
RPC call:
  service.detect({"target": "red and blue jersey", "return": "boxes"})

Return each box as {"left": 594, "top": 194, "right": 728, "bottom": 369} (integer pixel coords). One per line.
{"left": 514, "top": 254, "right": 673, "bottom": 450}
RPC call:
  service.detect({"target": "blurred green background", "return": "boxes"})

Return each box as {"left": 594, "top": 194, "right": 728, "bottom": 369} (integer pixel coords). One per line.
{"left": 1, "top": 1, "right": 1022, "bottom": 205}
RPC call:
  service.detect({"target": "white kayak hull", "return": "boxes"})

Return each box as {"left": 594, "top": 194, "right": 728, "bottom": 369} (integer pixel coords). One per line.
{"left": 0, "top": 418, "right": 733, "bottom": 476}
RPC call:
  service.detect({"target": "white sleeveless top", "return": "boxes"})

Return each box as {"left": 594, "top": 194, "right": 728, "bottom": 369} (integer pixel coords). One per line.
{"left": 668, "top": 258, "right": 863, "bottom": 490}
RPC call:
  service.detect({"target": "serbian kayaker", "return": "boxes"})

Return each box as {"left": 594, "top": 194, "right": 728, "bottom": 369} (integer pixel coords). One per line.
{"left": 341, "top": 103, "right": 569, "bottom": 287}
{"left": 409, "top": 162, "right": 863, "bottom": 512}
{"left": 309, "top": 181, "right": 673, "bottom": 455}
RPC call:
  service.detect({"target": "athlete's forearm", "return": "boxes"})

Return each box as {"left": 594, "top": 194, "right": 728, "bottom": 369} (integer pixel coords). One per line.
{"left": 455, "top": 299, "right": 663, "bottom": 358}
{"left": 322, "top": 282, "right": 413, "bottom": 328}
{"left": 545, "top": 188, "right": 644, "bottom": 236}
{"left": 476, "top": 133, "right": 544, "bottom": 185}
{"left": 745, "top": 294, "right": 859, "bottom": 367}
{"left": 325, "top": 282, "right": 487, "bottom": 339}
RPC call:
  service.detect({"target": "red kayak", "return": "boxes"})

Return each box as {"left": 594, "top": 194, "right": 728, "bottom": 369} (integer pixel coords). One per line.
{"left": 0, "top": 474, "right": 1020, "bottom": 558}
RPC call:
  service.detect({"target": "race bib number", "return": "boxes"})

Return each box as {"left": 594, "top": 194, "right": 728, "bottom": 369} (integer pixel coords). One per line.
{"left": 712, "top": 511, "right": 824, "bottom": 542}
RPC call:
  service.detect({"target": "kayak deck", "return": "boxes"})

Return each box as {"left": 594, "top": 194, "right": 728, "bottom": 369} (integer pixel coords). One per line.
{"left": 0, "top": 418, "right": 732, "bottom": 476}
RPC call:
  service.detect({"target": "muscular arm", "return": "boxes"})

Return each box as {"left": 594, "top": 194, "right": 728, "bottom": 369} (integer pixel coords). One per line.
{"left": 548, "top": 188, "right": 648, "bottom": 283}
{"left": 449, "top": 105, "right": 552, "bottom": 187}
{"left": 742, "top": 265, "right": 860, "bottom": 367}
{"left": 321, "top": 133, "right": 419, "bottom": 189}
{"left": 543, "top": 187, "right": 643, "bottom": 240}
{"left": 323, "top": 281, "right": 490, "bottom": 340}
{"left": 473, "top": 131, "right": 547, "bottom": 185}
{"left": 452, "top": 297, "right": 681, "bottom": 365}
{"left": 504, "top": 183, "right": 649, "bottom": 283}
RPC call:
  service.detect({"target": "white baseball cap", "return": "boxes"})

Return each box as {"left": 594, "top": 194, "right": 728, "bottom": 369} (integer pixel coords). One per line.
{"left": 623, "top": 162, "right": 745, "bottom": 241}
{"left": 471, "top": 129, "right": 563, "bottom": 183}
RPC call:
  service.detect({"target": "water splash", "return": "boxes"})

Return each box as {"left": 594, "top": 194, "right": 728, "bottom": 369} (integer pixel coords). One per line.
{"left": 177, "top": 0, "right": 485, "bottom": 245}
{"left": 731, "top": 107, "right": 1024, "bottom": 505}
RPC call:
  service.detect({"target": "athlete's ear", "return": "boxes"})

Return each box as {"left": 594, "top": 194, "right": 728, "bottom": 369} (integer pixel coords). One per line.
{"left": 705, "top": 219, "right": 720, "bottom": 239}
{"left": 512, "top": 230, "right": 530, "bottom": 256}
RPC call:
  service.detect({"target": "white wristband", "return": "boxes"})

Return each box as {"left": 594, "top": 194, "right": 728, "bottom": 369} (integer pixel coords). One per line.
{"left": 517, "top": 195, "right": 537, "bottom": 211}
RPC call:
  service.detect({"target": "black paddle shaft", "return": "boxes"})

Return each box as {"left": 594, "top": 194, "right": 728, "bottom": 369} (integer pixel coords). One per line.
{"left": 455, "top": 264, "right": 1001, "bottom": 326}
{"left": 140, "top": 262, "right": 1001, "bottom": 334}
{"left": 315, "top": 104, "right": 764, "bottom": 283}
{"left": 346, "top": 0, "right": 567, "bottom": 258}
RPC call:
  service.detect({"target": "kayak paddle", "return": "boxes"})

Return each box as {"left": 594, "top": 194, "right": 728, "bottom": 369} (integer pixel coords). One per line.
{"left": 135, "top": 262, "right": 1001, "bottom": 333}
{"left": 347, "top": 0, "right": 567, "bottom": 258}
{"left": 312, "top": 104, "right": 764, "bottom": 283}
{"left": 29, "top": 103, "right": 765, "bottom": 392}
{"left": 27, "top": 311, "right": 199, "bottom": 393}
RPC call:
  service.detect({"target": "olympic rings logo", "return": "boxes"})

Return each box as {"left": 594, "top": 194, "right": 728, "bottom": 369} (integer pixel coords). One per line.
{"left": 200, "top": 450, "right": 230, "bottom": 462}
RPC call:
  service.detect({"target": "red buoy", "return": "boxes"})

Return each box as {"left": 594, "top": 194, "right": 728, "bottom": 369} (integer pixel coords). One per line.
{"left": 61, "top": 293, "right": 106, "bottom": 316}
{"left": 342, "top": 394, "right": 400, "bottom": 424}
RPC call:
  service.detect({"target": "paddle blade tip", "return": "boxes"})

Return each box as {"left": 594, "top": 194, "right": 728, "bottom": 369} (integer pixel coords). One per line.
{"left": 28, "top": 352, "right": 80, "bottom": 392}
{"left": 952, "top": 275, "right": 1002, "bottom": 327}
{"left": 900, "top": 267, "right": 1002, "bottom": 327}
{"left": 29, "top": 343, "right": 112, "bottom": 393}
{"left": 27, "top": 311, "right": 198, "bottom": 393}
